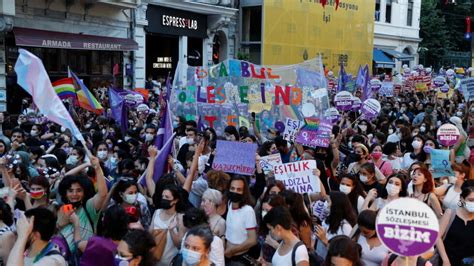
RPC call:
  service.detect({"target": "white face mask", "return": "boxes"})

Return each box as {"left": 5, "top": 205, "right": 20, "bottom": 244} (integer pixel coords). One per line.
{"left": 187, "top": 138, "right": 195, "bottom": 145}
{"left": 261, "top": 210, "right": 268, "bottom": 219}
{"left": 456, "top": 111, "right": 463, "bottom": 117}
{"left": 97, "top": 150, "right": 108, "bottom": 160}
{"left": 145, "top": 133, "right": 154, "bottom": 142}
{"left": 464, "top": 201, "right": 474, "bottom": 213}
{"left": 182, "top": 247, "right": 202, "bottom": 265}
{"left": 388, "top": 129, "right": 394, "bottom": 135}
{"left": 412, "top": 140, "right": 422, "bottom": 149}
{"left": 386, "top": 183, "right": 401, "bottom": 196}
{"left": 359, "top": 174, "right": 369, "bottom": 183}
{"left": 66, "top": 155, "right": 79, "bottom": 165}
{"left": 358, "top": 125, "right": 367, "bottom": 132}
{"left": 420, "top": 126, "right": 426, "bottom": 133}
{"left": 30, "top": 130, "right": 38, "bottom": 137}
{"left": 122, "top": 193, "right": 138, "bottom": 205}
{"left": 339, "top": 184, "right": 352, "bottom": 194}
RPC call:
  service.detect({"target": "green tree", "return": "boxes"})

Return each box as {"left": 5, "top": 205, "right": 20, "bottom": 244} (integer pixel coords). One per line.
{"left": 420, "top": 0, "right": 453, "bottom": 67}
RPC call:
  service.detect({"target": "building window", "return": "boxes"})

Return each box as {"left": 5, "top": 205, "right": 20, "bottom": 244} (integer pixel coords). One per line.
{"left": 407, "top": 0, "right": 413, "bottom": 26}
{"left": 385, "top": 0, "right": 392, "bottom": 23}
{"left": 241, "top": 5, "right": 261, "bottom": 64}
{"left": 375, "top": 0, "right": 380, "bottom": 21}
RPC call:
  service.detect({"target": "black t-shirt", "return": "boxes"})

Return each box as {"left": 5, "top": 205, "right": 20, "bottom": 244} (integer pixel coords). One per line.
{"left": 362, "top": 181, "right": 384, "bottom": 196}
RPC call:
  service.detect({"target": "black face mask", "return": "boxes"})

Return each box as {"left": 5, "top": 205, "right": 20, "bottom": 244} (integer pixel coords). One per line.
{"left": 228, "top": 192, "right": 244, "bottom": 203}
{"left": 314, "top": 153, "right": 327, "bottom": 161}
{"left": 353, "top": 154, "right": 362, "bottom": 162}
{"left": 160, "top": 199, "right": 174, "bottom": 210}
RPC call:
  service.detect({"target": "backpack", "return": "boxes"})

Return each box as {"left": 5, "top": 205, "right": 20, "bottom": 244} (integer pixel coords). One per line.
{"left": 50, "top": 234, "right": 79, "bottom": 266}
{"left": 291, "top": 241, "right": 324, "bottom": 266}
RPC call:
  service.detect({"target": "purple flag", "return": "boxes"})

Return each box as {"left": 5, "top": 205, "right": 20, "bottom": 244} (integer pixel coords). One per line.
{"left": 108, "top": 88, "right": 128, "bottom": 134}
{"left": 362, "top": 64, "right": 371, "bottom": 100}
{"left": 337, "top": 63, "right": 347, "bottom": 92}
{"left": 165, "top": 74, "right": 172, "bottom": 101}
{"left": 355, "top": 66, "right": 364, "bottom": 88}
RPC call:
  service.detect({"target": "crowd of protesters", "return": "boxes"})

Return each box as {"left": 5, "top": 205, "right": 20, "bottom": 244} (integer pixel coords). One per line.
{"left": 0, "top": 66, "right": 472, "bottom": 266}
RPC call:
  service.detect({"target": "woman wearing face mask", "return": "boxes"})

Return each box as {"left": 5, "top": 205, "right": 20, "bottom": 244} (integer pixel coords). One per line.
{"left": 200, "top": 189, "right": 225, "bottom": 239}
{"left": 338, "top": 174, "right": 366, "bottom": 215}
{"left": 264, "top": 206, "right": 310, "bottom": 266}
{"left": 176, "top": 226, "right": 216, "bottom": 266}
{"left": 314, "top": 192, "right": 357, "bottom": 258}
{"left": 363, "top": 173, "right": 408, "bottom": 211}
{"left": 422, "top": 138, "right": 439, "bottom": 168}
{"left": 355, "top": 120, "right": 372, "bottom": 136}
{"left": 224, "top": 176, "right": 258, "bottom": 264}
{"left": 382, "top": 142, "right": 402, "bottom": 172}
{"left": 410, "top": 167, "right": 443, "bottom": 219}
{"left": 25, "top": 124, "right": 45, "bottom": 147}
{"left": 370, "top": 144, "right": 393, "bottom": 178}
{"left": 111, "top": 178, "right": 151, "bottom": 229}
{"left": 347, "top": 144, "right": 370, "bottom": 175}
{"left": 435, "top": 161, "right": 472, "bottom": 210}
{"left": 257, "top": 194, "right": 286, "bottom": 265}
{"left": 150, "top": 184, "right": 187, "bottom": 266}
{"left": 115, "top": 229, "right": 155, "bottom": 266}
{"left": 436, "top": 184, "right": 474, "bottom": 266}
{"left": 358, "top": 163, "right": 385, "bottom": 195}
{"left": 23, "top": 176, "right": 51, "bottom": 210}
{"left": 351, "top": 210, "right": 388, "bottom": 266}
{"left": 402, "top": 135, "right": 427, "bottom": 170}
{"left": 66, "top": 147, "right": 86, "bottom": 167}
{"left": 258, "top": 141, "right": 278, "bottom": 156}
{"left": 57, "top": 156, "right": 108, "bottom": 253}
{"left": 95, "top": 142, "right": 110, "bottom": 163}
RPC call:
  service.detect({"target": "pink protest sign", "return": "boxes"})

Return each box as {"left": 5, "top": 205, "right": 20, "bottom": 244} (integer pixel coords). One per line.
{"left": 437, "top": 124, "right": 460, "bottom": 147}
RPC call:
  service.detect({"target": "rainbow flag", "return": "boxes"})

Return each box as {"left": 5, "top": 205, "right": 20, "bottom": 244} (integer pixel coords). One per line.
{"left": 68, "top": 68, "right": 103, "bottom": 115}
{"left": 52, "top": 78, "right": 76, "bottom": 100}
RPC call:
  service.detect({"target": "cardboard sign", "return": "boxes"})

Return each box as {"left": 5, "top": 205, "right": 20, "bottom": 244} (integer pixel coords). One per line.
{"left": 437, "top": 124, "right": 460, "bottom": 147}
{"left": 334, "top": 91, "right": 353, "bottom": 111}
{"left": 460, "top": 77, "right": 474, "bottom": 101}
{"left": 376, "top": 198, "right": 439, "bottom": 257}
{"left": 379, "top": 81, "right": 394, "bottom": 97}
{"left": 274, "top": 160, "right": 320, "bottom": 194}
{"left": 431, "top": 149, "right": 454, "bottom": 178}
{"left": 283, "top": 118, "right": 302, "bottom": 142}
{"left": 361, "top": 99, "right": 381, "bottom": 121}
{"left": 212, "top": 140, "right": 257, "bottom": 175}
{"left": 259, "top": 153, "right": 282, "bottom": 174}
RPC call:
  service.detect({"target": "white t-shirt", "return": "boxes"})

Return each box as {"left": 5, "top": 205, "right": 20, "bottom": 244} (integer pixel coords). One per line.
{"left": 24, "top": 254, "right": 66, "bottom": 266}
{"left": 357, "top": 235, "right": 389, "bottom": 266}
{"left": 316, "top": 219, "right": 353, "bottom": 258}
{"left": 271, "top": 242, "right": 309, "bottom": 266}
{"left": 225, "top": 204, "right": 257, "bottom": 245}
{"left": 402, "top": 153, "right": 416, "bottom": 170}
{"left": 151, "top": 209, "right": 179, "bottom": 266}
{"left": 387, "top": 157, "right": 402, "bottom": 171}
{"left": 442, "top": 185, "right": 460, "bottom": 210}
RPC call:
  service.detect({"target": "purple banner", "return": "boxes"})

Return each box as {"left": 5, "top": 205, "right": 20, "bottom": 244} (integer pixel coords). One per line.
{"left": 295, "top": 121, "right": 332, "bottom": 148}
{"left": 212, "top": 140, "right": 258, "bottom": 175}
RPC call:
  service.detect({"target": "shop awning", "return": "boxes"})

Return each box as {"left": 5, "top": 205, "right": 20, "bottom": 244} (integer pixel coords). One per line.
{"left": 13, "top": 27, "right": 138, "bottom": 51}
{"left": 373, "top": 49, "right": 395, "bottom": 68}
{"left": 381, "top": 49, "right": 414, "bottom": 60}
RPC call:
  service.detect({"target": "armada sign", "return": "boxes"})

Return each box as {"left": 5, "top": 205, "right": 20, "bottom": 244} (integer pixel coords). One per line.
{"left": 42, "top": 40, "right": 72, "bottom": 48}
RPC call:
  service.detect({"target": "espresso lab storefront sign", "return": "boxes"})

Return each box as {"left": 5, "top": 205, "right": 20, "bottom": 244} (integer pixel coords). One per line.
{"left": 146, "top": 5, "right": 207, "bottom": 38}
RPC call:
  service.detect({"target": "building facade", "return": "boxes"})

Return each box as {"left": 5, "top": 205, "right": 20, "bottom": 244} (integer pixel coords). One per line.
{"left": 142, "top": 0, "right": 238, "bottom": 87}
{"left": 373, "top": 0, "right": 422, "bottom": 74}
{"left": 0, "top": 0, "right": 140, "bottom": 114}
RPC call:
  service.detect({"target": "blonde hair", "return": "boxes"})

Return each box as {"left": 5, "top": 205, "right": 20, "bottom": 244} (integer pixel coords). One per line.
{"left": 202, "top": 188, "right": 223, "bottom": 206}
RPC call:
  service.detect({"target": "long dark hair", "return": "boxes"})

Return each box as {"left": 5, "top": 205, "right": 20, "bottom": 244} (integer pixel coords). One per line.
{"left": 340, "top": 174, "right": 366, "bottom": 215}
{"left": 325, "top": 235, "right": 363, "bottom": 266}
{"left": 122, "top": 229, "right": 155, "bottom": 266}
{"left": 280, "top": 190, "right": 312, "bottom": 228}
{"left": 229, "top": 175, "right": 255, "bottom": 208}
{"left": 325, "top": 192, "right": 357, "bottom": 234}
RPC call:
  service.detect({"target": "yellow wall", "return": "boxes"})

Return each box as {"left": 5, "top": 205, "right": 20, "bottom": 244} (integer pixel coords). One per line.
{"left": 262, "top": 0, "right": 375, "bottom": 74}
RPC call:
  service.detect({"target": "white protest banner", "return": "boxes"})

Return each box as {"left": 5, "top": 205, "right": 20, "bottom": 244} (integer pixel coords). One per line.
{"left": 259, "top": 153, "right": 282, "bottom": 174}
{"left": 274, "top": 160, "right": 320, "bottom": 194}
{"left": 283, "top": 118, "right": 302, "bottom": 142}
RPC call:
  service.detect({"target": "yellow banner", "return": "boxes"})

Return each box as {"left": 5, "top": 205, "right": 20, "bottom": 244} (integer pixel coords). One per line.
{"left": 262, "top": 0, "right": 375, "bottom": 74}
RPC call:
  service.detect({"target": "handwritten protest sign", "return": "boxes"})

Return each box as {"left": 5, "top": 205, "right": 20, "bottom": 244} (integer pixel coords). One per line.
{"left": 431, "top": 149, "right": 454, "bottom": 178}
{"left": 376, "top": 198, "right": 439, "bottom": 256}
{"left": 212, "top": 140, "right": 257, "bottom": 175}
{"left": 460, "top": 77, "right": 474, "bottom": 101}
{"left": 259, "top": 153, "right": 282, "bottom": 174}
{"left": 379, "top": 81, "right": 394, "bottom": 97}
{"left": 283, "top": 118, "right": 302, "bottom": 142}
{"left": 274, "top": 160, "right": 320, "bottom": 194}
